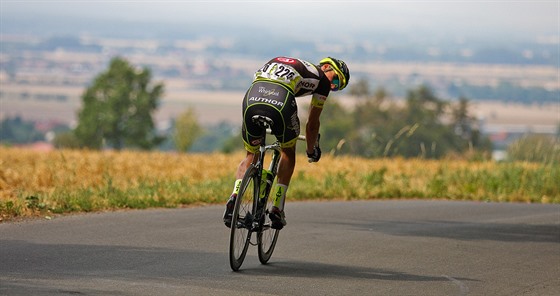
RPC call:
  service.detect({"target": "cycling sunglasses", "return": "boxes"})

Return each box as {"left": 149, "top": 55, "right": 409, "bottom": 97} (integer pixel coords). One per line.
{"left": 331, "top": 74, "right": 341, "bottom": 91}
{"left": 325, "top": 67, "right": 341, "bottom": 91}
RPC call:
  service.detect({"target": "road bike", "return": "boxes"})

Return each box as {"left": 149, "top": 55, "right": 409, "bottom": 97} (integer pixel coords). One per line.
{"left": 228, "top": 115, "right": 314, "bottom": 271}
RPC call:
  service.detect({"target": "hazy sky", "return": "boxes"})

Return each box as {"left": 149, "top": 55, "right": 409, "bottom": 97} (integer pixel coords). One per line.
{"left": 1, "top": 1, "right": 558, "bottom": 40}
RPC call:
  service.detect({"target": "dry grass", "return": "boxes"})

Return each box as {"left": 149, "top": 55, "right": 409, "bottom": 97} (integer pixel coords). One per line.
{"left": 0, "top": 147, "right": 237, "bottom": 196}
{"left": 1, "top": 147, "right": 557, "bottom": 222}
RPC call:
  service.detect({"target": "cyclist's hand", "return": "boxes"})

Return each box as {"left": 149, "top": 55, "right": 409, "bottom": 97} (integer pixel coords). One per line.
{"left": 307, "top": 146, "right": 322, "bottom": 163}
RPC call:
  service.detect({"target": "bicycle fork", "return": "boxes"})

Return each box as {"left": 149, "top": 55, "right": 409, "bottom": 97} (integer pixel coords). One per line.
{"left": 251, "top": 145, "right": 281, "bottom": 233}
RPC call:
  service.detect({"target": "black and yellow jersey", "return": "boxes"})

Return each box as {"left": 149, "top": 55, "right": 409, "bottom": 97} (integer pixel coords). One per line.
{"left": 254, "top": 57, "right": 331, "bottom": 108}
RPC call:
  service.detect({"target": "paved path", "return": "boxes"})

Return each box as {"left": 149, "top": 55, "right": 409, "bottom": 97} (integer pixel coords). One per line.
{"left": 1, "top": 200, "right": 559, "bottom": 295}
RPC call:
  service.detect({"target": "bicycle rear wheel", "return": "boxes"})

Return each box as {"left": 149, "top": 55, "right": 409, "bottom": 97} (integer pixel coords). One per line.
{"left": 257, "top": 190, "right": 280, "bottom": 264}
{"left": 229, "top": 165, "right": 258, "bottom": 271}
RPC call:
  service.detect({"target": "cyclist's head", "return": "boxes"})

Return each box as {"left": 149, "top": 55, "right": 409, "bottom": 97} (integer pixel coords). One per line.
{"left": 319, "top": 57, "right": 350, "bottom": 91}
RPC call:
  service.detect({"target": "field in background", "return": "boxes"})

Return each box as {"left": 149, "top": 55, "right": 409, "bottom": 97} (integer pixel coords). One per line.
{"left": 1, "top": 147, "right": 557, "bottom": 222}
{"left": 2, "top": 86, "right": 559, "bottom": 128}
{"left": 1, "top": 53, "right": 559, "bottom": 127}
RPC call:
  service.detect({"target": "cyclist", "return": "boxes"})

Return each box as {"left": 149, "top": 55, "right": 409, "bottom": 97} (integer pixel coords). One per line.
{"left": 223, "top": 56, "right": 350, "bottom": 229}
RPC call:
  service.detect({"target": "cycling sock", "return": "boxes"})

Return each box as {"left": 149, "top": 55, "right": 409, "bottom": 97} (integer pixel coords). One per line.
{"left": 231, "top": 179, "right": 242, "bottom": 197}
{"left": 272, "top": 184, "right": 288, "bottom": 211}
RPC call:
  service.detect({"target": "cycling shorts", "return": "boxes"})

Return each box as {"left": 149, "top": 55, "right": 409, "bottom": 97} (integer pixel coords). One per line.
{"left": 241, "top": 81, "right": 300, "bottom": 153}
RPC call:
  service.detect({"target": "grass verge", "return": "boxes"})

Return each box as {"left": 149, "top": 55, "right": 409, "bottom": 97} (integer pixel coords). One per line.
{"left": 1, "top": 147, "right": 558, "bottom": 221}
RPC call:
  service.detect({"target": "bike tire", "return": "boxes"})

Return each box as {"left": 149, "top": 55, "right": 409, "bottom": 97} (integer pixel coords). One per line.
{"left": 229, "top": 165, "right": 258, "bottom": 271}
{"left": 257, "top": 186, "right": 280, "bottom": 264}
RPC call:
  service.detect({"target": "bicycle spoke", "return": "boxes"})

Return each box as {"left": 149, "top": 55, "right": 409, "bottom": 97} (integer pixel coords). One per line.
{"left": 229, "top": 166, "right": 258, "bottom": 271}
{"left": 258, "top": 192, "right": 280, "bottom": 264}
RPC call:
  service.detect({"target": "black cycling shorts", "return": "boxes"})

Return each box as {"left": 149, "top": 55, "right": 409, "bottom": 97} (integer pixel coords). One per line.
{"left": 241, "top": 81, "right": 300, "bottom": 152}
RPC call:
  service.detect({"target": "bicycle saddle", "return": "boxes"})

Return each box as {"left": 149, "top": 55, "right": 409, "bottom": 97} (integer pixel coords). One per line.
{"left": 252, "top": 115, "right": 274, "bottom": 128}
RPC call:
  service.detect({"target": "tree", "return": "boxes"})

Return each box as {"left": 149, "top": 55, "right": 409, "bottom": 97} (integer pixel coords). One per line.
{"left": 389, "top": 86, "right": 456, "bottom": 158}
{"left": 318, "top": 99, "right": 353, "bottom": 155}
{"left": 324, "top": 83, "right": 491, "bottom": 159}
{"left": 348, "top": 78, "right": 371, "bottom": 98}
{"left": 450, "top": 96, "right": 492, "bottom": 154}
{"left": 74, "top": 57, "right": 164, "bottom": 150}
{"left": 52, "top": 131, "right": 81, "bottom": 149}
{"left": 351, "top": 86, "right": 396, "bottom": 157}
{"left": 0, "top": 116, "right": 44, "bottom": 144}
{"left": 174, "top": 107, "right": 202, "bottom": 152}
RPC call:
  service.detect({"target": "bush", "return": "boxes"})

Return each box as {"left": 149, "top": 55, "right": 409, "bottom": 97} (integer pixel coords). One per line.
{"left": 507, "top": 135, "right": 560, "bottom": 164}
{"left": 53, "top": 131, "right": 81, "bottom": 149}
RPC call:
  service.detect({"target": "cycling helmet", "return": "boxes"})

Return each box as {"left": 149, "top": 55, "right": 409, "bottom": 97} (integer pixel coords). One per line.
{"left": 319, "top": 57, "right": 350, "bottom": 91}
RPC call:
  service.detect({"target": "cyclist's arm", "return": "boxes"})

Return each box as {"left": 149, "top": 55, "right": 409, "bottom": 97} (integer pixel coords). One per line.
{"left": 306, "top": 103, "right": 322, "bottom": 154}
{"left": 305, "top": 69, "right": 329, "bottom": 153}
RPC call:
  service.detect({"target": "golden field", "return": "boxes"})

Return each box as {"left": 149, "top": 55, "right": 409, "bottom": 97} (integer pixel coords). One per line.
{"left": 1, "top": 146, "right": 558, "bottom": 221}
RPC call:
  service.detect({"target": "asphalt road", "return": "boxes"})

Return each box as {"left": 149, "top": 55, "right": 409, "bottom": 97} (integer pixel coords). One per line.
{"left": 1, "top": 200, "right": 559, "bottom": 296}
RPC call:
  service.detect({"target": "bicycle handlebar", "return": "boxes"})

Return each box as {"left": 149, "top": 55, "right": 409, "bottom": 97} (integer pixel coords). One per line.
{"left": 266, "top": 128, "right": 309, "bottom": 142}
{"left": 266, "top": 129, "right": 320, "bottom": 163}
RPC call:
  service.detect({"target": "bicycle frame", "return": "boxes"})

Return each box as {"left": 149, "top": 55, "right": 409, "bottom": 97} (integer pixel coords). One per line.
{"left": 250, "top": 133, "right": 281, "bottom": 232}
{"left": 229, "top": 116, "right": 308, "bottom": 271}
{"left": 252, "top": 129, "right": 306, "bottom": 232}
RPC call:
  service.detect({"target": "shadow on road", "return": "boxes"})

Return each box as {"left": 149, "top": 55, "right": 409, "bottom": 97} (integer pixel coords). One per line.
{"left": 330, "top": 220, "right": 560, "bottom": 243}
{"left": 1, "top": 238, "right": 480, "bottom": 296}
{"left": 241, "top": 260, "right": 477, "bottom": 283}
{"left": 1, "top": 239, "right": 477, "bottom": 286}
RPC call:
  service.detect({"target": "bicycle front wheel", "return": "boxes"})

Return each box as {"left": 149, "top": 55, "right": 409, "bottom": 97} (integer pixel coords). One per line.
{"left": 257, "top": 191, "right": 280, "bottom": 264}
{"left": 229, "top": 165, "right": 258, "bottom": 271}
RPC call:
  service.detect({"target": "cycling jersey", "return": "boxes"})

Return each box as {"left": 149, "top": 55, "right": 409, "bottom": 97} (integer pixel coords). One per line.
{"left": 241, "top": 57, "right": 331, "bottom": 153}
{"left": 254, "top": 57, "right": 331, "bottom": 108}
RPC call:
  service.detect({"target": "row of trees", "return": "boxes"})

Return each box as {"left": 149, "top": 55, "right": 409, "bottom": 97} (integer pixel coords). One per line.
{"left": 0, "top": 116, "right": 45, "bottom": 144}
{"left": 47, "top": 57, "right": 556, "bottom": 162}
{"left": 54, "top": 57, "right": 491, "bottom": 158}
{"left": 318, "top": 80, "right": 492, "bottom": 159}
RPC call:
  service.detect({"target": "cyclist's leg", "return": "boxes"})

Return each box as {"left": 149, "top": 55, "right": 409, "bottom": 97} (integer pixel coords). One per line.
{"left": 229, "top": 150, "right": 254, "bottom": 198}
{"left": 231, "top": 81, "right": 280, "bottom": 195}
{"left": 269, "top": 90, "right": 299, "bottom": 228}
{"left": 269, "top": 147, "right": 293, "bottom": 229}
{"left": 225, "top": 85, "right": 263, "bottom": 226}
{"left": 235, "top": 151, "right": 255, "bottom": 180}
{"left": 236, "top": 82, "right": 273, "bottom": 186}
{"left": 276, "top": 146, "right": 296, "bottom": 186}
{"left": 272, "top": 88, "right": 299, "bottom": 204}
{"left": 224, "top": 151, "right": 256, "bottom": 227}
{"left": 273, "top": 146, "right": 295, "bottom": 210}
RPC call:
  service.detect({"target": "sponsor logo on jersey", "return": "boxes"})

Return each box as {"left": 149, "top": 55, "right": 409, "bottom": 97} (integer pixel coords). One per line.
{"left": 290, "top": 112, "right": 300, "bottom": 133}
{"left": 276, "top": 57, "right": 296, "bottom": 64}
{"left": 249, "top": 96, "right": 284, "bottom": 107}
{"left": 296, "top": 80, "right": 316, "bottom": 89}
{"left": 258, "top": 87, "right": 280, "bottom": 97}
{"left": 300, "top": 59, "right": 313, "bottom": 67}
